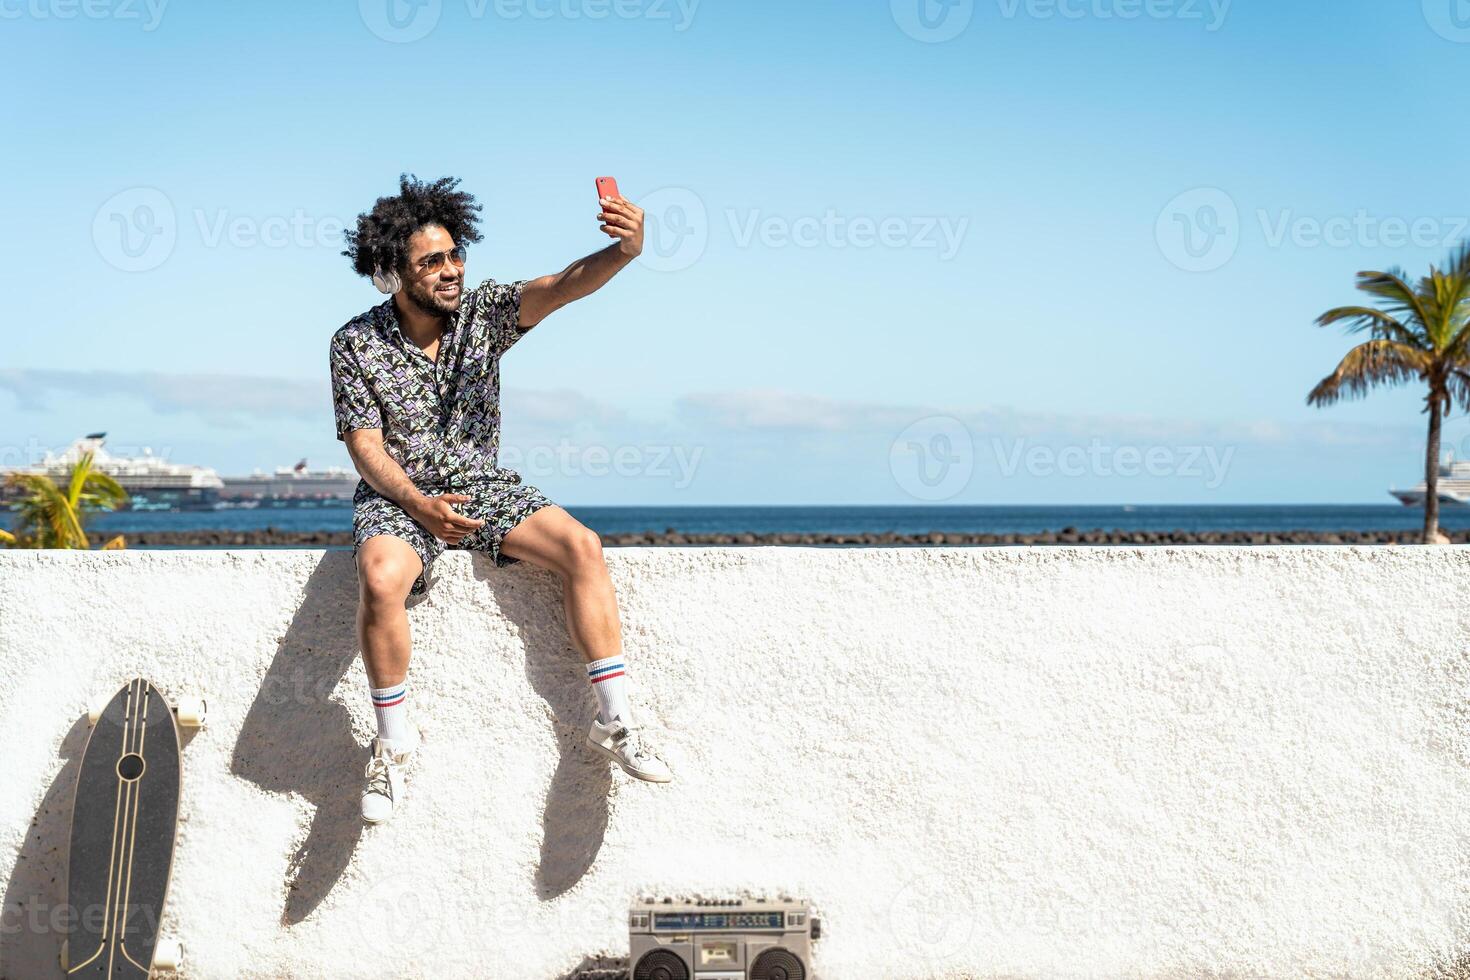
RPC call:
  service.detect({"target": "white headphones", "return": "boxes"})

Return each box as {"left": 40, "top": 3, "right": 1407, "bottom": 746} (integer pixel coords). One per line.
{"left": 371, "top": 266, "right": 402, "bottom": 295}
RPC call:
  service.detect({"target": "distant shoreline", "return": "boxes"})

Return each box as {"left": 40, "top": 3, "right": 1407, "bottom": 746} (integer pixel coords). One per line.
{"left": 84, "top": 528, "right": 1465, "bottom": 548}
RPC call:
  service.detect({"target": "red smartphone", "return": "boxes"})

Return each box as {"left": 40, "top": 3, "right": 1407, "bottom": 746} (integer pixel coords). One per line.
{"left": 595, "top": 176, "right": 621, "bottom": 202}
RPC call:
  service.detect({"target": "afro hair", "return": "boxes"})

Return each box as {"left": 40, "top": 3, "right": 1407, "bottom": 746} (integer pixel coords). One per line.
{"left": 343, "top": 174, "right": 484, "bottom": 278}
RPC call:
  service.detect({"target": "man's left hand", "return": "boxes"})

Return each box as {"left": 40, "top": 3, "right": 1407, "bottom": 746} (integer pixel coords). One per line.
{"left": 599, "top": 197, "right": 644, "bottom": 258}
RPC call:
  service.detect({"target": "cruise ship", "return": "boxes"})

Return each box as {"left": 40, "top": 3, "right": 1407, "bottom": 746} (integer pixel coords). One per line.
{"left": 0, "top": 433, "right": 224, "bottom": 510}
{"left": 1390, "top": 451, "right": 1470, "bottom": 507}
{"left": 219, "top": 459, "right": 358, "bottom": 504}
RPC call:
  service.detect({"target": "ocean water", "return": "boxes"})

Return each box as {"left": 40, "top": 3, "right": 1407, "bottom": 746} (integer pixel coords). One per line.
{"left": 79, "top": 503, "right": 1470, "bottom": 537}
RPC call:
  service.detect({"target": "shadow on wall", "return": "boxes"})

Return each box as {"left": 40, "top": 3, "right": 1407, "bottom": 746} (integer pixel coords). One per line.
{"left": 226, "top": 550, "right": 617, "bottom": 925}
{"left": 553, "top": 955, "right": 628, "bottom": 980}
{"left": 469, "top": 555, "right": 614, "bottom": 901}
{"left": 229, "top": 551, "right": 369, "bottom": 925}
{"left": 1, "top": 711, "right": 203, "bottom": 977}
{"left": 0, "top": 716, "right": 89, "bottom": 977}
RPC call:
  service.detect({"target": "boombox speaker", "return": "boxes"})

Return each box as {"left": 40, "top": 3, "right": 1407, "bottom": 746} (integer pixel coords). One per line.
{"left": 629, "top": 897, "right": 821, "bottom": 980}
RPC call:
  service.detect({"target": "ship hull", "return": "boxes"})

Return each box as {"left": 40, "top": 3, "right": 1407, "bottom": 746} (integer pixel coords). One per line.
{"left": 1390, "top": 489, "right": 1470, "bottom": 507}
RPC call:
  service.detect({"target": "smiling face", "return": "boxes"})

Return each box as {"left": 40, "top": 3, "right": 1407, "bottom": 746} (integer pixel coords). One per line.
{"left": 397, "top": 223, "right": 465, "bottom": 317}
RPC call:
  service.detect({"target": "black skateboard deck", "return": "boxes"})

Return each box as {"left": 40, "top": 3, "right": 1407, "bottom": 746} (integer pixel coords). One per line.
{"left": 64, "top": 679, "right": 182, "bottom": 978}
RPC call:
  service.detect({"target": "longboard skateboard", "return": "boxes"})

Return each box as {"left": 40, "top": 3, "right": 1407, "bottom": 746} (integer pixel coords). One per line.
{"left": 61, "top": 679, "right": 205, "bottom": 977}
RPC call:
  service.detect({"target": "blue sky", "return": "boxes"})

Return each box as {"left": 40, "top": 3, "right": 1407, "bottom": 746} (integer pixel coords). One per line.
{"left": 2, "top": 0, "right": 1468, "bottom": 504}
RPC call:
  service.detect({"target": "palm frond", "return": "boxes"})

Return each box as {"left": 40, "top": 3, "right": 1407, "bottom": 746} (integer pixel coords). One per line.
{"left": 1355, "top": 269, "right": 1432, "bottom": 336}
{"left": 1306, "top": 340, "right": 1427, "bottom": 406}
{"left": 81, "top": 469, "right": 129, "bottom": 511}
{"left": 1315, "top": 306, "right": 1420, "bottom": 346}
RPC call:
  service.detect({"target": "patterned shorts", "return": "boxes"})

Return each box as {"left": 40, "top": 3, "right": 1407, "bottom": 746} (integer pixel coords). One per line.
{"left": 352, "top": 474, "right": 557, "bottom": 599}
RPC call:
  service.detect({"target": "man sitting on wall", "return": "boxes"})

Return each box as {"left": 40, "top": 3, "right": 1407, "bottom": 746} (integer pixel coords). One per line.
{"left": 329, "top": 174, "right": 672, "bottom": 824}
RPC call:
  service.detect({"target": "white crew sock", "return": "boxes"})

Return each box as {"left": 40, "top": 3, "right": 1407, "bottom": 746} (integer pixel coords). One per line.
{"left": 586, "top": 655, "right": 632, "bottom": 726}
{"left": 370, "top": 682, "right": 411, "bottom": 743}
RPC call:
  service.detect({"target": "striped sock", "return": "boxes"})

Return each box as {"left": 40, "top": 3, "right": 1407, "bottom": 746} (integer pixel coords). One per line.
{"left": 370, "top": 682, "right": 410, "bottom": 743}
{"left": 586, "top": 655, "right": 632, "bottom": 725}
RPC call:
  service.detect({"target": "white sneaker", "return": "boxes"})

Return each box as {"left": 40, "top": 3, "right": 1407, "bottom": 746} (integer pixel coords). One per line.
{"left": 361, "top": 728, "right": 419, "bottom": 824}
{"left": 587, "top": 714, "right": 672, "bottom": 783}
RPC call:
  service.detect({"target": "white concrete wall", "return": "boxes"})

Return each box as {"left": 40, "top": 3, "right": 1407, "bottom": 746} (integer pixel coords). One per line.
{"left": 0, "top": 547, "right": 1467, "bottom": 980}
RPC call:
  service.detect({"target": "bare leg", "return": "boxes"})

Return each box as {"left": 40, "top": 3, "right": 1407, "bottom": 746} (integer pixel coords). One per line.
{"left": 354, "top": 535, "right": 422, "bottom": 686}
{"left": 502, "top": 505, "right": 672, "bottom": 781}
{"left": 499, "top": 505, "right": 621, "bottom": 664}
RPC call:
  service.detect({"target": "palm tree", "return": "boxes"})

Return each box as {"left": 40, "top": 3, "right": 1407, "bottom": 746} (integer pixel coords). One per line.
{"left": 1309, "top": 244, "right": 1470, "bottom": 544}
{"left": 3, "top": 451, "right": 129, "bottom": 549}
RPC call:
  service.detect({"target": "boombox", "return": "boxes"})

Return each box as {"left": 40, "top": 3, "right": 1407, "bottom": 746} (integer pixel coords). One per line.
{"left": 628, "top": 897, "right": 821, "bottom": 980}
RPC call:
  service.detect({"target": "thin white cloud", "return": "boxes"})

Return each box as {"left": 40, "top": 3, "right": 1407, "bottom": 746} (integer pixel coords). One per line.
{"left": 673, "top": 388, "right": 1416, "bottom": 450}
{"left": 0, "top": 369, "right": 321, "bottom": 423}
{"left": 0, "top": 369, "right": 1421, "bottom": 453}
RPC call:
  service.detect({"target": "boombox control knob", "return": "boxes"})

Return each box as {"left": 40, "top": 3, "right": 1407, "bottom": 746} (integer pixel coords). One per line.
{"left": 811, "top": 917, "right": 821, "bottom": 939}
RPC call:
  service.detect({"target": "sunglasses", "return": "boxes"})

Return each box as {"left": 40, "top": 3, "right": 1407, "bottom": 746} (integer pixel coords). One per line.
{"left": 412, "top": 245, "right": 468, "bottom": 277}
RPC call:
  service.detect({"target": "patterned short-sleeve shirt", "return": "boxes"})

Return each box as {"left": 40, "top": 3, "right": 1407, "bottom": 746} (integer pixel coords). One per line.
{"left": 329, "top": 278, "right": 530, "bottom": 489}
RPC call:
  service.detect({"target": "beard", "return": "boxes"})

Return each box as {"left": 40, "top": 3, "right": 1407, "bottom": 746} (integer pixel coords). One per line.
{"left": 401, "top": 279, "right": 463, "bottom": 318}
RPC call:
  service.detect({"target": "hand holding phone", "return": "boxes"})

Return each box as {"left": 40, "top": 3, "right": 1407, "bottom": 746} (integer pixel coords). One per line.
{"left": 594, "top": 176, "right": 643, "bottom": 258}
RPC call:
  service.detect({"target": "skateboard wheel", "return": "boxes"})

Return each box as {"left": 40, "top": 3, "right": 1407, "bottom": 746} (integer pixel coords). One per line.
{"left": 86, "top": 696, "right": 108, "bottom": 726}
{"left": 173, "top": 696, "right": 207, "bottom": 728}
{"left": 59, "top": 939, "right": 68, "bottom": 969}
{"left": 153, "top": 937, "right": 184, "bottom": 971}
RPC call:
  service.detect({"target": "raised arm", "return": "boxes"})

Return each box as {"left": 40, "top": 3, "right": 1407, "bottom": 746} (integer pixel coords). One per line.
{"left": 518, "top": 196, "right": 644, "bottom": 328}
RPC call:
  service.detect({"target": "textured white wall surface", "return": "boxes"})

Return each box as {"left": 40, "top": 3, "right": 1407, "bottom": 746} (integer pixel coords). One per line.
{"left": 0, "top": 547, "right": 1467, "bottom": 979}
